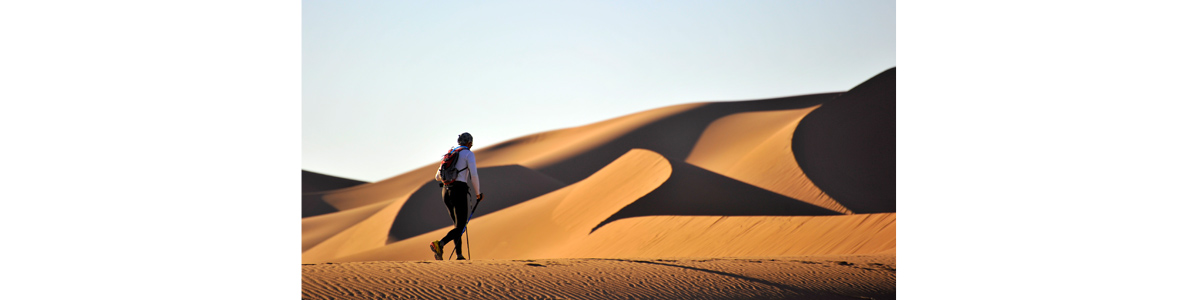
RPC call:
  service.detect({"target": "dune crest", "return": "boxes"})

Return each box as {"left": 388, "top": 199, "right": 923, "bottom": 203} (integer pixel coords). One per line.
{"left": 317, "top": 163, "right": 439, "bottom": 212}
{"left": 686, "top": 106, "right": 850, "bottom": 214}
{"left": 552, "top": 149, "right": 672, "bottom": 231}
{"left": 473, "top": 103, "right": 703, "bottom": 170}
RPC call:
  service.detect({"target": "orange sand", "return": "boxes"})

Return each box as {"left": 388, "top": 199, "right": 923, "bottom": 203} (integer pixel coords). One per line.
{"left": 302, "top": 255, "right": 895, "bottom": 300}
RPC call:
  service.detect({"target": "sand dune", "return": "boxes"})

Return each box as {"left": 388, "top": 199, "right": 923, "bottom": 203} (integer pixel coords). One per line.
{"left": 302, "top": 68, "right": 896, "bottom": 298}
{"left": 301, "top": 93, "right": 846, "bottom": 222}
{"left": 687, "top": 106, "right": 850, "bottom": 214}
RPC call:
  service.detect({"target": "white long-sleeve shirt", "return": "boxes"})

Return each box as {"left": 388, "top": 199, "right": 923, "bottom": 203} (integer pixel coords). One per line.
{"left": 434, "top": 147, "right": 481, "bottom": 198}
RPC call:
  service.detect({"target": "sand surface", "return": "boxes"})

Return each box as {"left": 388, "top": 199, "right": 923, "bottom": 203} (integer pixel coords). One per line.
{"left": 302, "top": 68, "right": 897, "bottom": 298}
{"left": 303, "top": 254, "right": 895, "bottom": 300}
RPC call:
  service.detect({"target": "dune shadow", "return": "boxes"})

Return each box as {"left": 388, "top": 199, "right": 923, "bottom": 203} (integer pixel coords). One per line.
{"left": 302, "top": 193, "right": 338, "bottom": 218}
{"left": 302, "top": 170, "right": 368, "bottom": 218}
{"left": 302, "top": 170, "right": 367, "bottom": 193}
{"left": 535, "top": 93, "right": 841, "bottom": 186}
{"left": 792, "top": 68, "right": 896, "bottom": 213}
{"left": 388, "top": 165, "right": 566, "bottom": 242}
{"left": 593, "top": 159, "right": 841, "bottom": 232}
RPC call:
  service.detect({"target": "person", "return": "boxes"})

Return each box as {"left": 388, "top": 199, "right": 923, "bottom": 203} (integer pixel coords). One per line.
{"left": 430, "top": 132, "right": 483, "bottom": 260}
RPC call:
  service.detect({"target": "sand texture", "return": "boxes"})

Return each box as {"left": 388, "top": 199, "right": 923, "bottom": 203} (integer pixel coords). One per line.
{"left": 303, "top": 255, "right": 895, "bottom": 300}
{"left": 302, "top": 68, "right": 897, "bottom": 298}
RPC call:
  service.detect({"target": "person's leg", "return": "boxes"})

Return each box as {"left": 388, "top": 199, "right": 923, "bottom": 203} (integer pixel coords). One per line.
{"left": 431, "top": 184, "right": 456, "bottom": 260}
{"left": 433, "top": 183, "right": 467, "bottom": 260}
{"left": 436, "top": 182, "right": 463, "bottom": 246}
{"left": 439, "top": 182, "right": 466, "bottom": 246}
{"left": 451, "top": 191, "right": 469, "bottom": 259}
{"left": 444, "top": 184, "right": 458, "bottom": 235}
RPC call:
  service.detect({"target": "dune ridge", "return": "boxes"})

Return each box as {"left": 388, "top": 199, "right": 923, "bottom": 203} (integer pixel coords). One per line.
{"left": 686, "top": 106, "right": 849, "bottom": 213}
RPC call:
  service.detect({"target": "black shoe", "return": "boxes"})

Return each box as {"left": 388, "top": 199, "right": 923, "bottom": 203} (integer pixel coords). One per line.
{"left": 456, "top": 256, "right": 466, "bottom": 260}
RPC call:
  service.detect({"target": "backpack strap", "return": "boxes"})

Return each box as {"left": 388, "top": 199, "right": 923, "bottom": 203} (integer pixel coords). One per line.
{"left": 455, "top": 147, "right": 470, "bottom": 172}
{"left": 441, "top": 146, "right": 471, "bottom": 185}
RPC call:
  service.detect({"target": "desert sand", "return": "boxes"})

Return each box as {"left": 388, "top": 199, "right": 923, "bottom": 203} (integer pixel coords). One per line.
{"left": 302, "top": 67, "right": 896, "bottom": 299}
{"left": 303, "top": 255, "right": 894, "bottom": 300}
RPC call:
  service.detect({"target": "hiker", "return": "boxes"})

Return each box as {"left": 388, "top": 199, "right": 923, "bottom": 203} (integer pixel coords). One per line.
{"left": 430, "top": 132, "right": 483, "bottom": 260}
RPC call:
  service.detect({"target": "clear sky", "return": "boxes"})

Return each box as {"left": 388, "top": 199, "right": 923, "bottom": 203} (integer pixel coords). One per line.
{"left": 303, "top": 0, "right": 896, "bottom": 182}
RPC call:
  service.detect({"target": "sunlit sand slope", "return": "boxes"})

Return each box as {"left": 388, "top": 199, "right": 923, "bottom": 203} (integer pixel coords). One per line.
{"left": 686, "top": 107, "right": 849, "bottom": 213}
{"left": 568, "top": 213, "right": 893, "bottom": 258}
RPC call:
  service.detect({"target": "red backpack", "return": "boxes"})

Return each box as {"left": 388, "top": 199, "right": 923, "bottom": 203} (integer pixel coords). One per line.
{"left": 438, "top": 146, "right": 469, "bottom": 185}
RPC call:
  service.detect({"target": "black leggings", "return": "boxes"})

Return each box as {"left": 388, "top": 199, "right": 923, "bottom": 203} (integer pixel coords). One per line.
{"left": 439, "top": 181, "right": 471, "bottom": 257}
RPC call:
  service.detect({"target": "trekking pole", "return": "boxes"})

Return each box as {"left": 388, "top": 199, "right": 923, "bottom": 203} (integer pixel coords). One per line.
{"left": 464, "top": 198, "right": 482, "bottom": 260}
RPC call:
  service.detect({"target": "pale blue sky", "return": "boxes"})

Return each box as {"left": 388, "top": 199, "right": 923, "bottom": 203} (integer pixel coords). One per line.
{"left": 303, "top": 0, "right": 896, "bottom": 182}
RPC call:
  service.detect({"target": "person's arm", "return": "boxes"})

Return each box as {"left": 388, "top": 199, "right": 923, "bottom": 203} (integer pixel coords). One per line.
{"left": 467, "top": 150, "right": 482, "bottom": 199}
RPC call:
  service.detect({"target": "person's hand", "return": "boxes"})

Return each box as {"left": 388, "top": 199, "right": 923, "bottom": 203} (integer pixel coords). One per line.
{"left": 477, "top": 193, "right": 484, "bottom": 202}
